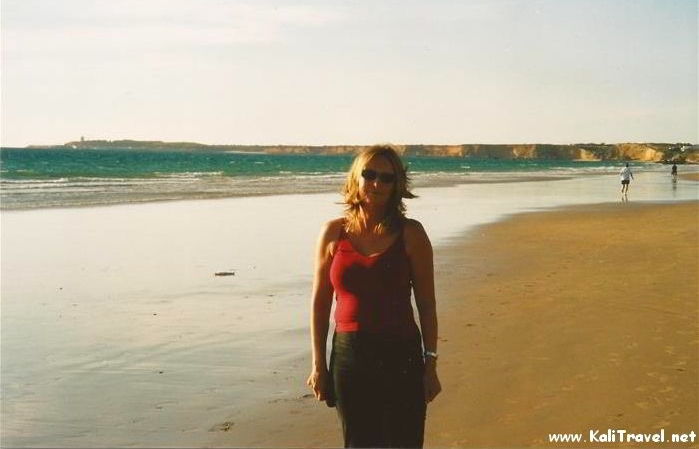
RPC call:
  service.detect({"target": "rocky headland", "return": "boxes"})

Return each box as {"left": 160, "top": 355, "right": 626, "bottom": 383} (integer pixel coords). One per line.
{"left": 25, "top": 140, "right": 699, "bottom": 163}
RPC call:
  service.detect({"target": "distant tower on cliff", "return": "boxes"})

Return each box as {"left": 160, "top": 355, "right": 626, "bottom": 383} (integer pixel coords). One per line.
{"left": 81, "top": 136, "right": 85, "bottom": 142}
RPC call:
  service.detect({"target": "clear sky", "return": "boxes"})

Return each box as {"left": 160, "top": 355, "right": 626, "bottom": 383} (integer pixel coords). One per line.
{"left": 1, "top": 0, "right": 696, "bottom": 147}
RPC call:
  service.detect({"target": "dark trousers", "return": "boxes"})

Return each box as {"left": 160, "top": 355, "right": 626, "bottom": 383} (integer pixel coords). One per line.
{"left": 329, "top": 331, "right": 426, "bottom": 448}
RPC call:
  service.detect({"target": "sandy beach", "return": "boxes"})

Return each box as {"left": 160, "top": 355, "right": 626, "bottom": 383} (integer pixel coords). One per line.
{"left": 430, "top": 201, "right": 698, "bottom": 448}
{"left": 208, "top": 201, "right": 699, "bottom": 447}
{"left": 2, "top": 173, "right": 698, "bottom": 447}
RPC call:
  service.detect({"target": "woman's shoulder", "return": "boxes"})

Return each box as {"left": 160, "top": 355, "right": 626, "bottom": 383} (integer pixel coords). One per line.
{"left": 402, "top": 218, "right": 431, "bottom": 252}
{"left": 322, "top": 217, "right": 345, "bottom": 232}
{"left": 402, "top": 218, "right": 427, "bottom": 236}
{"left": 319, "top": 218, "right": 345, "bottom": 242}
{"left": 316, "top": 218, "right": 345, "bottom": 259}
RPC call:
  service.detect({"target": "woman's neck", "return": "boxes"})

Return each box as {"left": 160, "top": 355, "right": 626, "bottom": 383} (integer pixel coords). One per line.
{"left": 358, "top": 204, "right": 386, "bottom": 233}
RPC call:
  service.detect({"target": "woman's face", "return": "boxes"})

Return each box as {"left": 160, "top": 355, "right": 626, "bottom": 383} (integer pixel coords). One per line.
{"left": 358, "top": 155, "right": 396, "bottom": 207}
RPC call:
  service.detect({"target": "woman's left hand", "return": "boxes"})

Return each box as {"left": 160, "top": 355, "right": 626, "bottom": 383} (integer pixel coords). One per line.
{"left": 424, "top": 363, "right": 442, "bottom": 402}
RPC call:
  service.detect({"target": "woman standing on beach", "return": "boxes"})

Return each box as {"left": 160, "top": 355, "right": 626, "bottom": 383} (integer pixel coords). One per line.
{"left": 306, "top": 145, "right": 441, "bottom": 448}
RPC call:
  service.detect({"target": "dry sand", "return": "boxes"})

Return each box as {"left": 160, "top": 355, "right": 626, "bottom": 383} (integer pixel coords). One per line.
{"left": 680, "top": 173, "right": 699, "bottom": 182}
{"left": 213, "top": 201, "right": 698, "bottom": 448}
{"left": 430, "top": 201, "right": 698, "bottom": 448}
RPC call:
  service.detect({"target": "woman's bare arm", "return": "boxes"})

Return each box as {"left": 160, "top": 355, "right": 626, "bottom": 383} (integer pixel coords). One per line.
{"left": 405, "top": 219, "right": 442, "bottom": 402}
{"left": 307, "top": 219, "right": 341, "bottom": 401}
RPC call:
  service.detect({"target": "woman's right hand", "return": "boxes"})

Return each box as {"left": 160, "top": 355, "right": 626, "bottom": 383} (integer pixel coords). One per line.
{"left": 306, "top": 368, "right": 328, "bottom": 401}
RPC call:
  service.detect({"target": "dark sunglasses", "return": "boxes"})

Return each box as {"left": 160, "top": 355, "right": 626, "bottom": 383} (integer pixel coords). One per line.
{"left": 361, "top": 169, "right": 396, "bottom": 184}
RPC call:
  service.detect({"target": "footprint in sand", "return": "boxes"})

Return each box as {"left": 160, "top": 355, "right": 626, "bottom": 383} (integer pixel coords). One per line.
{"left": 635, "top": 401, "right": 650, "bottom": 410}
{"left": 653, "top": 420, "right": 671, "bottom": 429}
{"left": 674, "top": 329, "right": 693, "bottom": 337}
{"left": 607, "top": 357, "right": 621, "bottom": 366}
{"left": 532, "top": 401, "right": 551, "bottom": 411}
{"left": 500, "top": 412, "right": 518, "bottom": 423}
{"left": 646, "top": 372, "right": 670, "bottom": 383}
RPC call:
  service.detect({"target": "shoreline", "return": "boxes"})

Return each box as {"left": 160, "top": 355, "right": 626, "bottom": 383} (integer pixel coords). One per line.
{"left": 0, "top": 174, "right": 576, "bottom": 212}
{"left": 210, "top": 200, "right": 698, "bottom": 447}
{"left": 5, "top": 167, "right": 699, "bottom": 212}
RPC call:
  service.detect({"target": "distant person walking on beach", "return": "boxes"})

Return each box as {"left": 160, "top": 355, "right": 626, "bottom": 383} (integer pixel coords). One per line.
{"left": 620, "top": 163, "right": 634, "bottom": 194}
{"left": 307, "top": 145, "right": 441, "bottom": 448}
{"left": 671, "top": 163, "right": 678, "bottom": 181}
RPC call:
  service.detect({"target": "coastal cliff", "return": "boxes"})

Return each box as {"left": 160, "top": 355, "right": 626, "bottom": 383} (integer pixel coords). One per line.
{"left": 26, "top": 140, "right": 698, "bottom": 163}
{"left": 225, "top": 142, "right": 697, "bottom": 163}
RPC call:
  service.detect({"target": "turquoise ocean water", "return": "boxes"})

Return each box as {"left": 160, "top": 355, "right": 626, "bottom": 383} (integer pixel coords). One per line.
{"left": 0, "top": 148, "right": 647, "bottom": 209}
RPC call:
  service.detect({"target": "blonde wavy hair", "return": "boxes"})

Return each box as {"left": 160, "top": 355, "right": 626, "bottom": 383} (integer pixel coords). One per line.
{"left": 342, "top": 144, "right": 416, "bottom": 234}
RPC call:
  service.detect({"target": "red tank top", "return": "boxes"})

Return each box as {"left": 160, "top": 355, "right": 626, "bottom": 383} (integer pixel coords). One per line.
{"left": 329, "top": 223, "right": 419, "bottom": 337}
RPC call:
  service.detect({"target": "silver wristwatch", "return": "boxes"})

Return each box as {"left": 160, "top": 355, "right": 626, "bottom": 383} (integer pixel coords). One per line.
{"left": 424, "top": 350, "right": 438, "bottom": 360}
